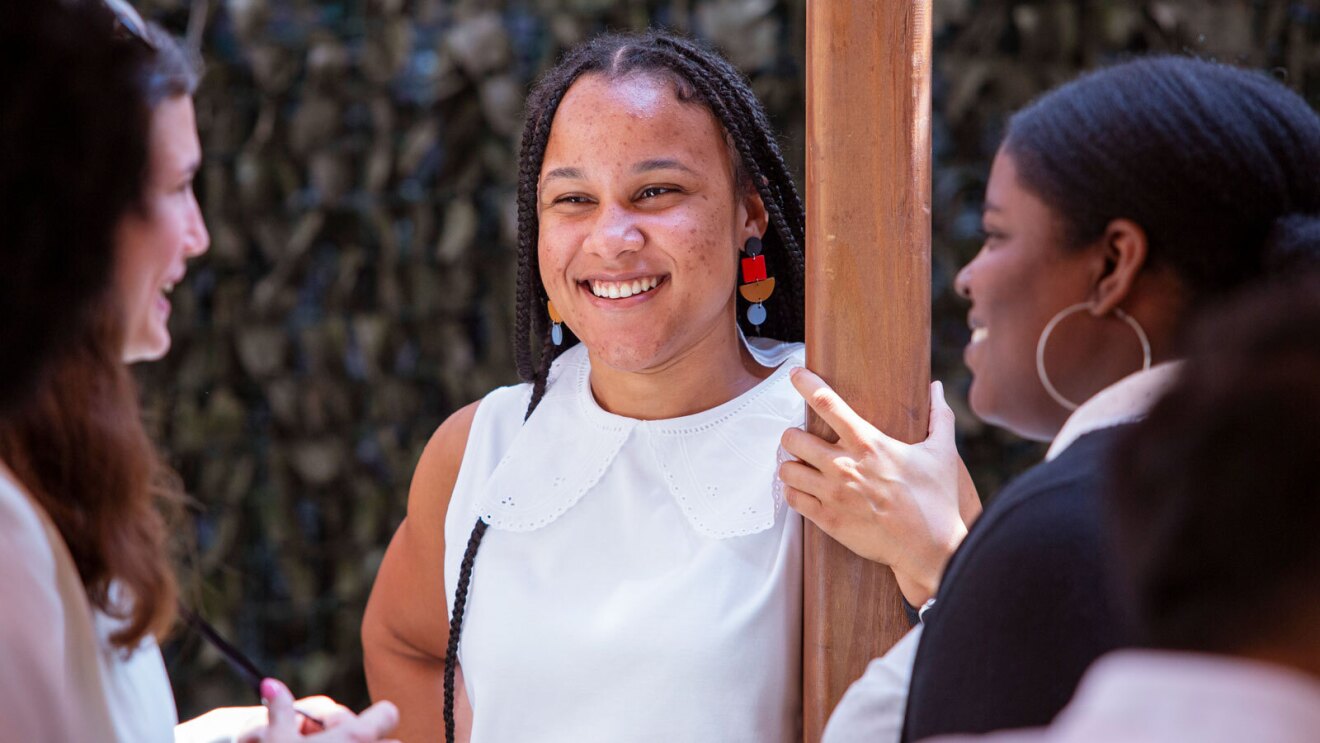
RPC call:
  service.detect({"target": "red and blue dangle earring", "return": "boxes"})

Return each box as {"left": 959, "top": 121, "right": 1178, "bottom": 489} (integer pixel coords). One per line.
{"left": 740, "top": 236, "right": 775, "bottom": 330}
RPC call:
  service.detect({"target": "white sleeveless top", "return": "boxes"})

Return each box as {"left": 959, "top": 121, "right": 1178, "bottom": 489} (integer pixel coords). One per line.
{"left": 444, "top": 337, "right": 805, "bottom": 743}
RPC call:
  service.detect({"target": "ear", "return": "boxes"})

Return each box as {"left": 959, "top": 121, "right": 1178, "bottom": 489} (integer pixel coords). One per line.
{"left": 737, "top": 181, "right": 769, "bottom": 248}
{"left": 1090, "top": 218, "right": 1149, "bottom": 316}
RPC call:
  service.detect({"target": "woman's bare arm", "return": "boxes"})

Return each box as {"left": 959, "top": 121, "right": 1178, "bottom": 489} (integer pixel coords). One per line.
{"left": 362, "top": 402, "right": 479, "bottom": 743}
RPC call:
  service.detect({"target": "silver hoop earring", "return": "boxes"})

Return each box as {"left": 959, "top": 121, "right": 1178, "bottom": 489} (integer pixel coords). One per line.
{"left": 1035, "top": 302, "right": 1152, "bottom": 412}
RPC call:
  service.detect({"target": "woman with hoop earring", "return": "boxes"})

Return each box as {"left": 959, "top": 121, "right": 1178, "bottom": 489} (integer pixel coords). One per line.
{"left": 774, "top": 56, "right": 1320, "bottom": 742}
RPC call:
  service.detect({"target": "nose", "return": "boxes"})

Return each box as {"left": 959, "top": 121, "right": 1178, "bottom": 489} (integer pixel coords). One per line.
{"left": 582, "top": 202, "right": 643, "bottom": 260}
{"left": 185, "top": 188, "right": 210, "bottom": 258}
{"left": 954, "top": 259, "right": 974, "bottom": 301}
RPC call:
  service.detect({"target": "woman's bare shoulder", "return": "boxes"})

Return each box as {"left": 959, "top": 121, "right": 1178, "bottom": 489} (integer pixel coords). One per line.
{"left": 407, "top": 400, "right": 481, "bottom": 527}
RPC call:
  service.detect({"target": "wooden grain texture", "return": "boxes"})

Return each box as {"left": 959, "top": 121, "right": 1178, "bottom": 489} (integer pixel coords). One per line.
{"left": 803, "top": 1, "right": 932, "bottom": 740}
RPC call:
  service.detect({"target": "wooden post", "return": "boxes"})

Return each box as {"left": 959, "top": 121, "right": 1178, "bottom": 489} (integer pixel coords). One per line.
{"left": 803, "top": 1, "right": 932, "bottom": 740}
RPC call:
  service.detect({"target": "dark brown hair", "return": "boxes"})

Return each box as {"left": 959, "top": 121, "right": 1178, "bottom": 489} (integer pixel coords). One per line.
{"left": 141, "top": 22, "right": 202, "bottom": 106}
{"left": 0, "top": 0, "right": 150, "bottom": 413}
{"left": 1107, "top": 274, "right": 1320, "bottom": 653}
{"left": 0, "top": 309, "right": 181, "bottom": 648}
{"left": 0, "top": 20, "right": 201, "bottom": 650}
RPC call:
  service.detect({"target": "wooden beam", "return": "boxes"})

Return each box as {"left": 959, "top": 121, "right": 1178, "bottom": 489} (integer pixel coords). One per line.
{"left": 803, "top": 1, "right": 932, "bottom": 740}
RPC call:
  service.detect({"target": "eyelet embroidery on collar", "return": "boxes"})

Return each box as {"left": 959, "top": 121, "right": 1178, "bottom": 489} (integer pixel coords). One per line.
{"left": 472, "top": 341, "right": 806, "bottom": 538}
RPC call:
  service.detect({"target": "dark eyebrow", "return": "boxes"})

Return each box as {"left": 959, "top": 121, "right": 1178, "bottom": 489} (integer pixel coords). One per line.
{"left": 633, "top": 158, "right": 696, "bottom": 175}
{"left": 542, "top": 166, "right": 585, "bottom": 183}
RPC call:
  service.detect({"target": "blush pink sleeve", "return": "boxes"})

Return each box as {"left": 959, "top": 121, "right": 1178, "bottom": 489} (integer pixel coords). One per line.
{"left": 0, "top": 471, "right": 76, "bottom": 742}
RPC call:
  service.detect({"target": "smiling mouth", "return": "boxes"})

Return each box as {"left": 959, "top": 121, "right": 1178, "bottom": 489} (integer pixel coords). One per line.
{"left": 971, "top": 327, "right": 988, "bottom": 343}
{"left": 585, "top": 276, "right": 664, "bottom": 299}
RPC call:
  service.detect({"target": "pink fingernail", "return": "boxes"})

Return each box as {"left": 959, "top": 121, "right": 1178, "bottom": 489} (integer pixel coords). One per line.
{"left": 260, "top": 678, "right": 280, "bottom": 699}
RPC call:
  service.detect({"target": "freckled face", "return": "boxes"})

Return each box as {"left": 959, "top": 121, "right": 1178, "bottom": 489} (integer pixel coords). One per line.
{"left": 537, "top": 73, "right": 762, "bottom": 373}
{"left": 114, "top": 95, "right": 209, "bottom": 363}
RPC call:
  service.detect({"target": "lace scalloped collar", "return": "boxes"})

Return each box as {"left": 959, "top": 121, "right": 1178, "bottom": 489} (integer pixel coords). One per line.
{"left": 473, "top": 337, "right": 806, "bottom": 539}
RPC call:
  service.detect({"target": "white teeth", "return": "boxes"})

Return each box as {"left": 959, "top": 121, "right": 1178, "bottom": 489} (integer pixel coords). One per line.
{"left": 971, "top": 327, "right": 988, "bottom": 343}
{"left": 589, "top": 276, "right": 662, "bottom": 299}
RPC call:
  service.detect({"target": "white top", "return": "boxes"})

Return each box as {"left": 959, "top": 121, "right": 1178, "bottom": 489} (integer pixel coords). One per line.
{"left": 931, "top": 650, "right": 1320, "bottom": 743}
{"left": 821, "top": 363, "right": 1184, "bottom": 743}
{"left": 0, "top": 462, "right": 177, "bottom": 743}
{"left": 96, "top": 589, "right": 178, "bottom": 742}
{"left": 444, "top": 338, "right": 806, "bottom": 743}
{"left": 821, "top": 626, "right": 923, "bottom": 743}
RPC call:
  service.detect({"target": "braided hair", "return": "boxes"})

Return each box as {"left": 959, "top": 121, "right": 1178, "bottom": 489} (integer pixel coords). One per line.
{"left": 443, "top": 30, "right": 806, "bottom": 740}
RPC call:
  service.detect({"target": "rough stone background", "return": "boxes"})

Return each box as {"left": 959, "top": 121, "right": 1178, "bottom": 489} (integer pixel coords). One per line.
{"left": 130, "top": 0, "right": 1320, "bottom": 718}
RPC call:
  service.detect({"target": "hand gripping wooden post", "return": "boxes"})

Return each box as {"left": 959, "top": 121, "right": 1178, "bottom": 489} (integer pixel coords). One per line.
{"left": 803, "top": 1, "right": 932, "bottom": 740}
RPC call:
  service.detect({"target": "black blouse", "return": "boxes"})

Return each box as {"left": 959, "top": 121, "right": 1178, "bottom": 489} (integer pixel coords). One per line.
{"left": 901, "top": 425, "right": 1137, "bottom": 741}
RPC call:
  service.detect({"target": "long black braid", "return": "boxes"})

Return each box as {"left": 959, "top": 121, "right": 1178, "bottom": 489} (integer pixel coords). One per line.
{"left": 443, "top": 29, "right": 806, "bottom": 741}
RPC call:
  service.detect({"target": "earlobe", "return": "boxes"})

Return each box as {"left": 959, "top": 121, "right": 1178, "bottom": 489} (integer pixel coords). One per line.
{"left": 1090, "top": 218, "right": 1148, "bottom": 315}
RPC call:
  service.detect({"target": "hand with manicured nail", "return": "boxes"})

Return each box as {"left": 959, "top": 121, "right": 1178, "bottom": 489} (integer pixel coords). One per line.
{"left": 233, "top": 679, "right": 401, "bottom": 743}
{"left": 779, "top": 369, "right": 981, "bottom": 605}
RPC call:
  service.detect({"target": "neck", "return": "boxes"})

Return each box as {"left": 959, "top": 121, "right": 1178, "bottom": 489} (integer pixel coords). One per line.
{"left": 586, "top": 320, "right": 772, "bottom": 420}
{"left": 1031, "top": 294, "right": 1184, "bottom": 442}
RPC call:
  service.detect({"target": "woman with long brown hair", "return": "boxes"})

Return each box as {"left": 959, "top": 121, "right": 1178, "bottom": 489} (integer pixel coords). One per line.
{"left": 0, "top": 2, "right": 398, "bottom": 740}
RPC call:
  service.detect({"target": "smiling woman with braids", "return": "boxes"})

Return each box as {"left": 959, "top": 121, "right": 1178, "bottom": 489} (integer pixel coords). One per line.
{"left": 363, "top": 30, "right": 808, "bottom": 742}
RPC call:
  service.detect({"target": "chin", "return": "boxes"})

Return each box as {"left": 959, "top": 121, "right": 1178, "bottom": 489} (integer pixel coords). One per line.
{"left": 969, "top": 380, "right": 1059, "bottom": 443}
{"left": 583, "top": 334, "right": 671, "bottom": 373}
{"left": 122, "top": 336, "right": 170, "bottom": 364}
{"left": 966, "top": 377, "right": 994, "bottom": 423}
{"left": 967, "top": 377, "right": 1012, "bottom": 431}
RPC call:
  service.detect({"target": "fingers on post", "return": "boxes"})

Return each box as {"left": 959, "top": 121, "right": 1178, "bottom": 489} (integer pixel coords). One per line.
{"left": 778, "top": 459, "right": 830, "bottom": 500}
{"left": 790, "top": 369, "right": 863, "bottom": 441}
{"left": 779, "top": 426, "right": 836, "bottom": 470}
{"left": 782, "top": 485, "right": 823, "bottom": 524}
{"left": 928, "top": 380, "right": 957, "bottom": 442}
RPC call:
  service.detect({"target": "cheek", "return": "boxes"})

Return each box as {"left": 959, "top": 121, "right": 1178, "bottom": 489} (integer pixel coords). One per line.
{"left": 670, "top": 210, "right": 737, "bottom": 276}
{"left": 536, "top": 230, "right": 569, "bottom": 278}
{"left": 114, "top": 224, "right": 152, "bottom": 296}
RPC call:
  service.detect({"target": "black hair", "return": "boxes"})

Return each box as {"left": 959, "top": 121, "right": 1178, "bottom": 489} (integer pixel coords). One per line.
{"left": 0, "top": 0, "right": 152, "bottom": 414}
{"left": 1107, "top": 273, "right": 1320, "bottom": 654}
{"left": 1004, "top": 56, "right": 1320, "bottom": 310}
{"left": 443, "top": 29, "right": 806, "bottom": 740}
